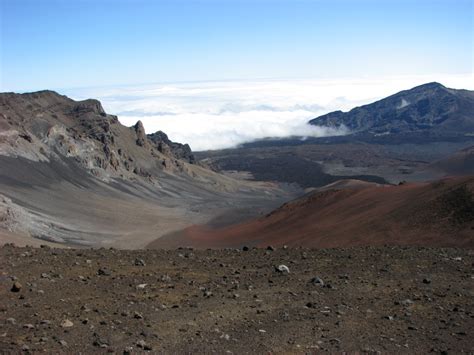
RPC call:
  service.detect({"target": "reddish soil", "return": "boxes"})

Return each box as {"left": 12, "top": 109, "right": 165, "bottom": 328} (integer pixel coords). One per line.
{"left": 150, "top": 176, "right": 474, "bottom": 249}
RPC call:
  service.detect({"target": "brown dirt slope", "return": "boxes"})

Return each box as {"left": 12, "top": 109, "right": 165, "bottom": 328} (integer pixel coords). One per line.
{"left": 1, "top": 245, "right": 473, "bottom": 353}
{"left": 150, "top": 176, "right": 474, "bottom": 249}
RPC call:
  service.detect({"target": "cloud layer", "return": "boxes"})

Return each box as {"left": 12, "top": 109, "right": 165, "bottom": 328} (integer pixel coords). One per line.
{"left": 65, "top": 74, "right": 473, "bottom": 151}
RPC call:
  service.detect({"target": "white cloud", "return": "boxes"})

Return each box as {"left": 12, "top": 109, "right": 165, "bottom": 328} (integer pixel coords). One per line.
{"left": 64, "top": 73, "right": 474, "bottom": 151}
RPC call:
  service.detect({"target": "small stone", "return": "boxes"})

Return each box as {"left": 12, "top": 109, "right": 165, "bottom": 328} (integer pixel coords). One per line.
{"left": 11, "top": 282, "right": 22, "bottom": 292}
{"left": 136, "top": 339, "right": 152, "bottom": 350}
{"left": 61, "top": 319, "right": 74, "bottom": 328}
{"left": 400, "top": 299, "right": 414, "bottom": 306}
{"left": 160, "top": 275, "right": 171, "bottom": 282}
{"left": 134, "top": 258, "right": 146, "bottom": 266}
{"left": 59, "top": 340, "right": 68, "bottom": 346}
{"left": 23, "top": 324, "right": 34, "bottom": 329}
{"left": 93, "top": 334, "right": 109, "bottom": 348}
{"left": 97, "top": 268, "right": 111, "bottom": 276}
{"left": 310, "top": 277, "right": 324, "bottom": 286}
{"left": 242, "top": 246, "right": 249, "bottom": 251}
{"left": 6, "top": 318, "right": 16, "bottom": 324}
{"left": 134, "top": 312, "right": 144, "bottom": 319}
{"left": 422, "top": 278, "right": 431, "bottom": 284}
{"left": 275, "top": 265, "right": 290, "bottom": 274}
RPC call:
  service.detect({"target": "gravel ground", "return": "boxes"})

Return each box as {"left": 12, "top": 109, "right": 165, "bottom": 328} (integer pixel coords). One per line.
{"left": 1, "top": 244, "right": 473, "bottom": 353}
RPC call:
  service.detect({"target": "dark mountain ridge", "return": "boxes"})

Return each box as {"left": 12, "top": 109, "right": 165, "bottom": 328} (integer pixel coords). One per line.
{"left": 309, "top": 82, "right": 474, "bottom": 138}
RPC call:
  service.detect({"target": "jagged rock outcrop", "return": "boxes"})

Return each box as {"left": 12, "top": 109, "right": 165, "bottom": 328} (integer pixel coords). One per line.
{"left": 0, "top": 90, "right": 195, "bottom": 181}
{"left": 134, "top": 120, "right": 148, "bottom": 147}
{"left": 72, "top": 99, "right": 106, "bottom": 117}
{"left": 148, "top": 130, "right": 195, "bottom": 164}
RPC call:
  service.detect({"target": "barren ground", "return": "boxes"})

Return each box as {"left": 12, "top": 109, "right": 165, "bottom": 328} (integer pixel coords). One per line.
{"left": 1, "top": 244, "right": 473, "bottom": 353}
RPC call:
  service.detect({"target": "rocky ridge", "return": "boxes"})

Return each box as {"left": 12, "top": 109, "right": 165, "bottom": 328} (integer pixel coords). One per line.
{"left": 0, "top": 90, "right": 197, "bottom": 182}
{"left": 309, "top": 82, "right": 474, "bottom": 138}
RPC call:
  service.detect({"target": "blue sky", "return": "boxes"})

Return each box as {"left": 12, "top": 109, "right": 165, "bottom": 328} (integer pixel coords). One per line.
{"left": 1, "top": 0, "right": 472, "bottom": 92}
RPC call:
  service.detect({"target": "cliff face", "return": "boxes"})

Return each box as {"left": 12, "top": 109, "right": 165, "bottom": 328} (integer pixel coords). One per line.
{"left": 0, "top": 90, "right": 196, "bottom": 182}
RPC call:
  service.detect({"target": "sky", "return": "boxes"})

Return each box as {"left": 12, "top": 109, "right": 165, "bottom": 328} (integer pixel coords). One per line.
{"left": 1, "top": 0, "right": 472, "bottom": 91}
{"left": 1, "top": 0, "right": 473, "bottom": 150}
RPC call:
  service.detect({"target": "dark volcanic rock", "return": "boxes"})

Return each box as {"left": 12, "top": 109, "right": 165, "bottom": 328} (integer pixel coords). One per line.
{"left": 11, "top": 281, "right": 22, "bottom": 292}
{"left": 72, "top": 99, "right": 107, "bottom": 117}
{"left": 309, "top": 82, "right": 474, "bottom": 138}
{"left": 148, "top": 130, "right": 195, "bottom": 164}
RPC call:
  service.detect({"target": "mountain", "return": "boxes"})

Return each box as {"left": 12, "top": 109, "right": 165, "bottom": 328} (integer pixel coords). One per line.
{"left": 0, "top": 90, "right": 197, "bottom": 181}
{"left": 0, "top": 90, "right": 296, "bottom": 247}
{"left": 309, "top": 82, "right": 474, "bottom": 138}
{"left": 197, "top": 83, "right": 474, "bottom": 189}
{"left": 151, "top": 176, "right": 474, "bottom": 249}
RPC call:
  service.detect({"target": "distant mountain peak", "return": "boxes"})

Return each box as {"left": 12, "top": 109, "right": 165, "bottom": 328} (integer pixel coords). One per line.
{"left": 309, "top": 82, "right": 474, "bottom": 138}
{"left": 412, "top": 82, "right": 445, "bottom": 90}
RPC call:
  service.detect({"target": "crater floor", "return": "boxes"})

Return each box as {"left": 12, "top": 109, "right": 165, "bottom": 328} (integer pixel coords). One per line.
{"left": 1, "top": 245, "right": 473, "bottom": 353}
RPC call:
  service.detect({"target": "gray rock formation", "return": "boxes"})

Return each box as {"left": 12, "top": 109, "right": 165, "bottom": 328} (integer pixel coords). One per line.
{"left": 148, "top": 130, "right": 195, "bottom": 164}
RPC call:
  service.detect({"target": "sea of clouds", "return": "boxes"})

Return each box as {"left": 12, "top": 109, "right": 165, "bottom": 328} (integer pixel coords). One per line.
{"left": 65, "top": 74, "right": 473, "bottom": 151}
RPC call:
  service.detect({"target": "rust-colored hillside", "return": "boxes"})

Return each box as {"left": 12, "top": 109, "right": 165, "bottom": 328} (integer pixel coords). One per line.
{"left": 151, "top": 177, "right": 474, "bottom": 249}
